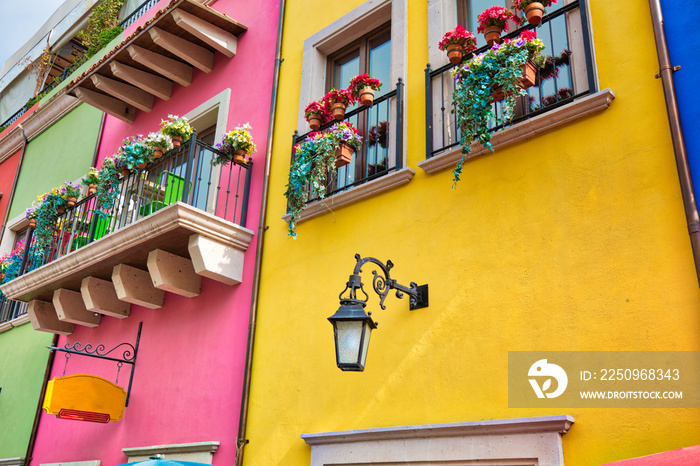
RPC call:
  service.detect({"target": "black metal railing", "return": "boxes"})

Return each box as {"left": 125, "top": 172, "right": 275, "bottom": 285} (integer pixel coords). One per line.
{"left": 120, "top": 0, "right": 161, "bottom": 29}
{"left": 0, "top": 295, "right": 28, "bottom": 324}
{"left": 426, "top": 0, "right": 595, "bottom": 158}
{"left": 290, "top": 79, "right": 403, "bottom": 204}
{"left": 16, "top": 134, "right": 252, "bottom": 276}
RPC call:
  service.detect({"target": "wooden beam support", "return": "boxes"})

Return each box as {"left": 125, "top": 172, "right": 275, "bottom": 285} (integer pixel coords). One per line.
{"left": 81, "top": 276, "right": 131, "bottom": 319}
{"left": 188, "top": 234, "right": 245, "bottom": 286}
{"left": 112, "top": 264, "right": 164, "bottom": 309}
{"left": 147, "top": 249, "right": 201, "bottom": 298}
{"left": 27, "top": 300, "right": 74, "bottom": 335}
{"left": 171, "top": 8, "right": 238, "bottom": 58}
{"left": 110, "top": 61, "right": 172, "bottom": 101}
{"left": 91, "top": 75, "right": 154, "bottom": 112}
{"left": 127, "top": 45, "right": 193, "bottom": 87}
{"left": 149, "top": 27, "right": 214, "bottom": 73}
{"left": 53, "top": 289, "right": 101, "bottom": 327}
{"left": 72, "top": 87, "right": 136, "bottom": 123}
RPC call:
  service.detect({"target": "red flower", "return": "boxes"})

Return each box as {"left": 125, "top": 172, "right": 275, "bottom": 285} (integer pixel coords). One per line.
{"left": 477, "top": 6, "right": 520, "bottom": 33}
{"left": 438, "top": 25, "right": 477, "bottom": 52}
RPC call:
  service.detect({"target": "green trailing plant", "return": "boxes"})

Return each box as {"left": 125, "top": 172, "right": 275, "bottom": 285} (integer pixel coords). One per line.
{"left": 78, "top": 0, "right": 125, "bottom": 57}
{"left": 285, "top": 123, "right": 363, "bottom": 238}
{"left": 34, "top": 193, "right": 62, "bottom": 248}
{"left": 96, "top": 158, "right": 121, "bottom": 211}
{"left": 451, "top": 30, "right": 545, "bottom": 185}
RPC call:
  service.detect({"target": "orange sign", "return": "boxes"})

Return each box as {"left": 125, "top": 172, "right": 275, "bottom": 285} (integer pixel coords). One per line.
{"left": 43, "top": 374, "right": 127, "bottom": 422}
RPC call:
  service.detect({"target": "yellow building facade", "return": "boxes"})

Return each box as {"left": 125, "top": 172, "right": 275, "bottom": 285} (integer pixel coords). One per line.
{"left": 243, "top": 1, "right": 700, "bottom": 464}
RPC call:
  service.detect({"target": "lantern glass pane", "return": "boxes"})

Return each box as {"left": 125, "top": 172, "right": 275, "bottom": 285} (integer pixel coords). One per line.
{"left": 335, "top": 320, "right": 365, "bottom": 365}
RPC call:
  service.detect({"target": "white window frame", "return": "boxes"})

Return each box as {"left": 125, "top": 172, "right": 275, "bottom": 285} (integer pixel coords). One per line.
{"left": 122, "top": 441, "right": 219, "bottom": 464}
{"left": 302, "top": 415, "right": 574, "bottom": 466}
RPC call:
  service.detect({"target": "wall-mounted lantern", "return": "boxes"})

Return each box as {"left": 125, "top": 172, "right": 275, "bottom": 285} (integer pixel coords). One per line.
{"left": 328, "top": 254, "right": 429, "bottom": 371}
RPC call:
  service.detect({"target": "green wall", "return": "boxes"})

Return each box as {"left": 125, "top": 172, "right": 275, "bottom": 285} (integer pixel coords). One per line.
{"left": 0, "top": 323, "right": 52, "bottom": 457}
{"left": 9, "top": 103, "right": 103, "bottom": 219}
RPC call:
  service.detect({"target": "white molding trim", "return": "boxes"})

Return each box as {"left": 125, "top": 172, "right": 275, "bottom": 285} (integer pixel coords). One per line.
{"left": 41, "top": 461, "right": 99, "bottom": 466}
{"left": 0, "top": 313, "right": 30, "bottom": 334}
{"left": 419, "top": 89, "right": 615, "bottom": 175}
{"left": 282, "top": 167, "right": 414, "bottom": 225}
{"left": 123, "top": 441, "right": 219, "bottom": 464}
{"left": 302, "top": 415, "right": 574, "bottom": 466}
{"left": 0, "top": 458, "right": 24, "bottom": 466}
{"left": 0, "top": 92, "right": 81, "bottom": 164}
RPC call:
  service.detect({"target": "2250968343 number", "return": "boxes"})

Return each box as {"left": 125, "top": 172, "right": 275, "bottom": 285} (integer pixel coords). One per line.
{"left": 600, "top": 368, "right": 680, "bottom": 381}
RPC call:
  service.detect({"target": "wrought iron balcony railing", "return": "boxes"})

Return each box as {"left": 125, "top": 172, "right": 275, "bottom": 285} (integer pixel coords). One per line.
{"left": 426, "top": 0, "right": 595, "bottom": 159}
{"left": 290, "top": 79, "right": 404, "bottom": 204}
{"left": 0, "top": 295, "right": 27, "bottom": 324}
{"left": 15, "top": 134, "right": 252, "bottom": 277}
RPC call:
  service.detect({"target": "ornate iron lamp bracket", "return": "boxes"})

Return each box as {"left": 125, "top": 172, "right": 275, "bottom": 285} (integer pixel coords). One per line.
{"left": 340, "top": 254, "right": 429, "bottom": 311}
{"left": 47, "top": 322, "right": 142, "bottom": 406}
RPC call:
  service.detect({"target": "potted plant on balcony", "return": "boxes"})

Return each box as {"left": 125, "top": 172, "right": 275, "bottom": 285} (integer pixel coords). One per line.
{"left": 325, "top": 121, "right": 363, "bottom": 168}
{"left": 25, "top": 206, "right": 38, "bottom": 228}
{"left": 96, "top": 157, "right": 121, "bottom": 212}
{"left": 81, "top": 168, "right": 100, "bottom": 195}
{"left": 160, "top": 115, "right": 193, "bottom": 147}
{"left": 214, "top": 123, "right": 257, "bottom": 165}
{"left": 144, "top": 132, "right": 173, "bottom": 159}
{"left": 512, "top": 0, "right": 556, "bottom": 25}
{"left": 285, "top": 132, "right": 329, "bottom": 238}
{"left": 438, "top": 25, "right": 477, "bottom": 65}
{"left": 116, "top": 135, "right": 154, "bottom": 171}
{"left": 477, "top": 6, "right": 520, "bottom": 45}
{"left": 305, "top": 101, "right": 332, "bottom": 131}
{"left": 349, "top": 74, "right": 383, "bottom": 106}
{"left": 58, "top": 182, "right": 81, "bottom": 209}
{"left": 34, "top": 192, "right": 62, "bottom": 248}
{"left": 323, "top": 88, "right": 355, "bottom": 120}
{"left": 451, "top": 30, "right": 544, "bottom": 185}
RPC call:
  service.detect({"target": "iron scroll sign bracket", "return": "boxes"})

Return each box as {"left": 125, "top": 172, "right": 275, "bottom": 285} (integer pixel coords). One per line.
{"left": 341, "top": 254, "right": 429, "bottom": 312}
{"left": 47, "top": 321, "right": 142, "bottom": 406}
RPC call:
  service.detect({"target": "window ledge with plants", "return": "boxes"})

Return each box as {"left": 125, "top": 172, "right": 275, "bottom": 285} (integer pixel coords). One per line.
{"left": 285, "top": 76, "right": 406, "bottom": 238}
{"left": 426, "top": 1, "right": 607, "bottom": 184}
{"left": 419, "top": 88, "right": 614, "bottom": 175}
{"left": 0, "top": 116, "right": 257, "bottom": 335}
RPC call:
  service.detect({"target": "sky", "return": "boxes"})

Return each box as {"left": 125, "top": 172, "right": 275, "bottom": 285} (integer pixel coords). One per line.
{"left": 0, "top": 0, "right": 66, "bottom": 71}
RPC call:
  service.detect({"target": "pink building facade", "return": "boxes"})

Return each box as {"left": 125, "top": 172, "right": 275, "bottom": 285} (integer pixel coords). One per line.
{"left": 27, "top": 0, "right": 280, "bottom": 464}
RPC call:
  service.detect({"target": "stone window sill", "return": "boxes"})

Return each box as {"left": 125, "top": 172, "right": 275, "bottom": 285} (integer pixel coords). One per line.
{"left": 418, "top": 89, "right": 615, "bottom": 174}
{"left": 282, "top": 167, "right": 415, "bottom": 225}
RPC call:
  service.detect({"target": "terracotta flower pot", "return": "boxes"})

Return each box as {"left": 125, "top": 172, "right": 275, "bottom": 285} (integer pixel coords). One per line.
{"left": 359, "top": 87, "right": 375, "bottom": 106}
{"left": 232, "top": 150, "right": 247, "bottom": 165}
{"left": 88, "top": 184, "right": 97, "bottom": 195}
{"left": 153, "top": 147, "right": 163, "bottom": 158}
{"left": 334, "top": 143, "right": 354, "bottom": 168}
{"left": 28, "top": 218, "right": 37, "bottom": 228}
{"left": 172, "top": 136, "right": 182, "bottom": 147}
{"left": 137, "top": 162, "right": 147, "bottom": 169}
{"left": 121, "top": 168, "right": 131, "bottom": 178}
{"left": 331, "top": 102, "right": 347, "bottom": 120}
{"left": 446, "top": 44, "right": 464, "bottom": 65}
{"left": 483, "top": 26, "right": 502, "bottom": 46}
{"left": 56, "top": 204, "right": 66, "bottom": 214}
{"left": 524, "top": 1, "right": 545, "bottom": 25}
{"left": 307, "top": 113, "right": 322, "bottom": 130}
{"left": 67, "top": 197, "right": 77, "bottom": 208}
{"left": 0, "top": 272, "right": 5, "bottom": 281}
{"left": 490, "top": 60, "right": 538, "bottom": 102}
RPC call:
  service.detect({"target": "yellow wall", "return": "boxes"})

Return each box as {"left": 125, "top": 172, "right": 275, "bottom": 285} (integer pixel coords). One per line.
{"left": 244, "top": 1, "right": 700, "bottom": 465}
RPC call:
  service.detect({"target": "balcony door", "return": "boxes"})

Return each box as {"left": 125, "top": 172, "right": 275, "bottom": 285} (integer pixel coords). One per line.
{"left": 328, "top": 24, "right": 391, "bottom": 190}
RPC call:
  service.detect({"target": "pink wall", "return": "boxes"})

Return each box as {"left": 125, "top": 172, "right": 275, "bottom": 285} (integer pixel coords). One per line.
{"left": 30, "top": 0, "right": 280, "bottom": 463}
{"left": 0, "top": 149, "right": 21, "bottom": 224}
